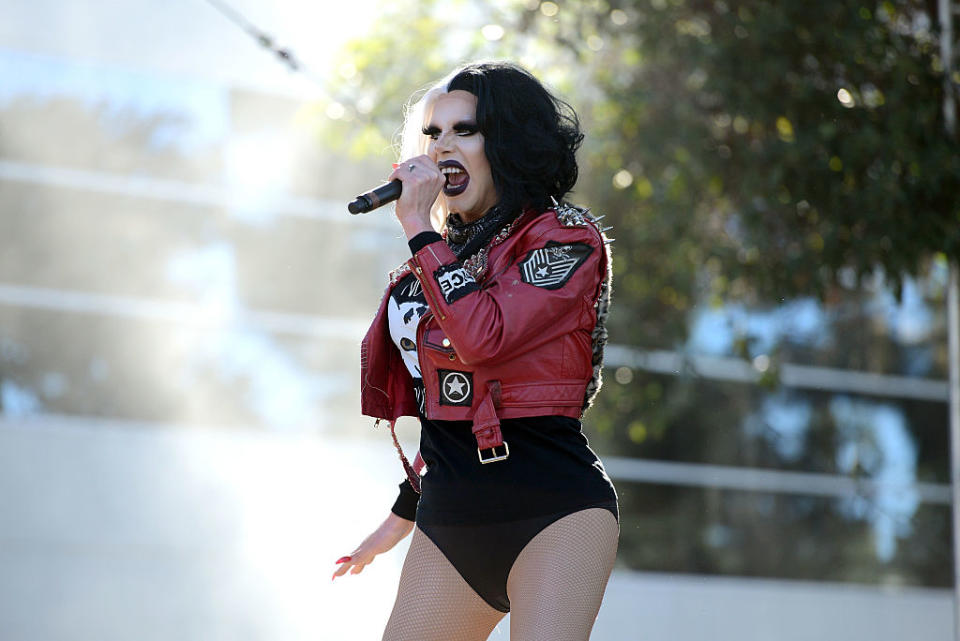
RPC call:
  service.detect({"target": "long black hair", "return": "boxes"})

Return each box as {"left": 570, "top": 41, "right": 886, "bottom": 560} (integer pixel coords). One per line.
{"left": 446, "top": 62, "right": 584, "bottom": 217}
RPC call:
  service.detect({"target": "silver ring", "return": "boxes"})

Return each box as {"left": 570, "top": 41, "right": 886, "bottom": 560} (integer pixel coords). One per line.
{"left": 408, "top": 164, "right": 416, "bottom": 171}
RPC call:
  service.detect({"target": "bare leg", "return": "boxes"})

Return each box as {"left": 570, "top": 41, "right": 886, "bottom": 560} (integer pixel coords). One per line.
{"left": 506, "top": 508, "right": 619, "bottom": 640}
{"left": 382, "top": 526, "right": 506, "bottom": 641}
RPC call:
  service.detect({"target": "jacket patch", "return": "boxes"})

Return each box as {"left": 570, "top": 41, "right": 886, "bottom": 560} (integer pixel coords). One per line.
{"left": 435, "top": 264, "right": 478, "bottom": 304}
{"left": 438, "top": 369, "right": 473, "bottom": 406}
{"left": 519, "top": 241, "right": 594, "bottom": 290}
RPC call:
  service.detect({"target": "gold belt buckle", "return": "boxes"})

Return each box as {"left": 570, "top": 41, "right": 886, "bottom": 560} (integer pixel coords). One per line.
{"left": 477, "top": 441, "right": 510, "bottom": 464}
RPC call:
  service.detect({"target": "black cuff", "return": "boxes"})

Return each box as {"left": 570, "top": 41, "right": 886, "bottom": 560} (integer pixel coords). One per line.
{"left": 408, "top": 231, "right": 444, "bottom": 256}
{"left": 390, "top": 479, "right": 420, "bottom": 521}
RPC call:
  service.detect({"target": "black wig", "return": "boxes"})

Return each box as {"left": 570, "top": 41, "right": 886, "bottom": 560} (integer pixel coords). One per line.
{"left": 446, "top": 62, "right": 584, "bottom": 217}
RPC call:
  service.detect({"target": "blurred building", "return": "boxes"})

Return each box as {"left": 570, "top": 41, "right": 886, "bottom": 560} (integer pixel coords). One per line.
{"left": 0, "top": 48, "right": 405, "bottom": 433}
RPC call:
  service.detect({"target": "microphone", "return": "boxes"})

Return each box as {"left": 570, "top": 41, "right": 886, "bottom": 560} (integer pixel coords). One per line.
{"left": 348, "top": 180, "right": 402, "bottom": 214}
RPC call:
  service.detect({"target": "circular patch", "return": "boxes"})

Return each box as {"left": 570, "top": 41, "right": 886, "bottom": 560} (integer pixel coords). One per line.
{"left": 441, "top": 371, "right": 471, "bottom": 405}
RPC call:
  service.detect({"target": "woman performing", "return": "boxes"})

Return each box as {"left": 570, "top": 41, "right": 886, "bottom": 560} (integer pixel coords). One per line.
{"left": 333, "top": 61, "right": 619, "bottom": 641}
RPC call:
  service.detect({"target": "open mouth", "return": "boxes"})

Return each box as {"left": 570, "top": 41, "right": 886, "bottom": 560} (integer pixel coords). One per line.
{"left": 439, "top": 160, "right": 469, "bottom": 197}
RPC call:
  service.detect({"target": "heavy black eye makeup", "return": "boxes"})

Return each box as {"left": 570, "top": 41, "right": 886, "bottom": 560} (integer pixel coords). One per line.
{"left": 422, "top": 121, "right": 479, "bottom": 139}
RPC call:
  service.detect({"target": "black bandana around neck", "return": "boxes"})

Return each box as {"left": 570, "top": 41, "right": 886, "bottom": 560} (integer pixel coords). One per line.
{"left": 445, "top": 207, "right": 513, "bottom": 260}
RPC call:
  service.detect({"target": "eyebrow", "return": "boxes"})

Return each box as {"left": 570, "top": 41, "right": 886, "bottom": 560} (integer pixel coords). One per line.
{"left": 422, "top": 121, "right": 479, "bottom": 135}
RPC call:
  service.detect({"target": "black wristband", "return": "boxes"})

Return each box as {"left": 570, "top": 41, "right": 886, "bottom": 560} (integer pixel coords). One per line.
{"left": 408, "top": 231, "right": 444, "bottom": 255}
{"left": 390, "top": 478, "right": 420, "bottom": 521}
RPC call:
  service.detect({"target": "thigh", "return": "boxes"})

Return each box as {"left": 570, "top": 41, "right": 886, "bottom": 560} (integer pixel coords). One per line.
{"left": 506, "top": 508, "right": 619, "bottom": 641}
{"left": 382, "top": 526, "right": 506, "bottom": 641}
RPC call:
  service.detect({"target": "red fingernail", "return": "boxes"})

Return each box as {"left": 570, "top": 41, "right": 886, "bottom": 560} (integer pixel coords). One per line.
{"left": 391, "top": 163, "right": 399, "bottom": 169}
{"left": 336, "top": 556, "right": 351, "bottom": 564}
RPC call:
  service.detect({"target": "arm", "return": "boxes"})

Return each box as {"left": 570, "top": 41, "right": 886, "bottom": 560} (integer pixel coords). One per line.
{"left": 408, "top": 222, "right": 605, "bottom": 365}
{"left": 331, "top": 484, "right": 416, "bottom": 582}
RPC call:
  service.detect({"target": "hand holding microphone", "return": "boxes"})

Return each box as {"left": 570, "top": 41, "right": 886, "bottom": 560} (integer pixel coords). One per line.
{"left": 348, "top": 156, "right": 443, "bottom": 239}
{"left": 348, "top": 157, "right": 443, "bottom": 211}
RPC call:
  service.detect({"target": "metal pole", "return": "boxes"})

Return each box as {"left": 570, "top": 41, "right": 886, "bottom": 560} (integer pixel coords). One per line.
{"left": 947, "top": 204, "right": 960, "bottom": 641}
{"left": 940, "top": 0, "right": 957, "bottom": 134}
{"left": 938, "top": 2, "right": 958, "bottom": 640}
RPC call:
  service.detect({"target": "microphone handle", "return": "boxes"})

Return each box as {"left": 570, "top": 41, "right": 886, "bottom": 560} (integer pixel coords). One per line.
{"left": 348, "top": 180, "right": 403, "bottom": 214}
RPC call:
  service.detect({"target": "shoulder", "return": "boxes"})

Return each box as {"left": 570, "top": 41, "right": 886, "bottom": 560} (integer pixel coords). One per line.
{"left": 515, "top": 203, "right": 608, "bottom": 251}
{"left": 507, "top": 204, "right": 611, "bottom": 291}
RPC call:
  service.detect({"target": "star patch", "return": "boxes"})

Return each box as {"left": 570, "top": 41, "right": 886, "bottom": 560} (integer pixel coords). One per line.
{"left": 438, "top": 369, "right": 473, "bottom": 406}
{"left": 519, "top": 241, "right": 593, "bottom": 290}
{"left": 434, "top": 264, "right": 478, "bottom": 304}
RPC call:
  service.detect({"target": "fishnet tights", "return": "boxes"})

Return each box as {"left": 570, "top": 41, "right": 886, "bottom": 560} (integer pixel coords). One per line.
{"left": 382, "top": 526, "right": 505, "bottom": 641}
{"left": 507, "top": 508, "right": 619, "bottom": 640}
{"left": 382, "top": 508, "right": 619, "bottom": 641}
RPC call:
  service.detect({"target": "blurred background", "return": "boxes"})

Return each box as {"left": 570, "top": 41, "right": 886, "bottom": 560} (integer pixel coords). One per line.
{"left": 1, "top": 0, "right": 958, "bottom": 639}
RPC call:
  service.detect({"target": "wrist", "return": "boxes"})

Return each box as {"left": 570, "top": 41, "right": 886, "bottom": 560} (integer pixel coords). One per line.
{"left": 399, "top": 215, "right": 435, "bottom": 240}
{"left": 408, "top": 231, "right": 443, "bottom": 255}
{"left": 385, "top": 512, "right": 415, "bottom": 537}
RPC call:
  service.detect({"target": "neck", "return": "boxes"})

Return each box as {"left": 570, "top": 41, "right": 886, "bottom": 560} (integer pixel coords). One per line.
{"left": 444, "top": 206, "right": 511, "bottom": 258}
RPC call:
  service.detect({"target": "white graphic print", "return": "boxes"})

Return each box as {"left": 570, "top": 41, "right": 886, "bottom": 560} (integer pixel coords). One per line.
{"left": 519, "top": 241, "right": 593, "bottom": 290}
{"left": 388, "top": 275, "right": 429, "bottom": 378}
{"left": 402, "top": 278, "right": 422, "bottom": 300}
{"left": 435, "top": 264, "right": 477, "bottom": 303}
{"left": 413, "top": 384, "right": 426, "bottom": 415}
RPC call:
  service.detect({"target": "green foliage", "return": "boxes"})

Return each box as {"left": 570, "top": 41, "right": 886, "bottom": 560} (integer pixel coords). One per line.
{"left": 631, "top": 0, "right": 960, "bottom": 301}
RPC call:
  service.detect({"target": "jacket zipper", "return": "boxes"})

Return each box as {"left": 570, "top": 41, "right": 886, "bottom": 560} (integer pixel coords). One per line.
{"left": 411, "top": 261, "right": 447, "bottom": 320}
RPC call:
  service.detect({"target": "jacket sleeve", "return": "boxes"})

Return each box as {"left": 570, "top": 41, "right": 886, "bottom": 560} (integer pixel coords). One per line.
{"left": 407, "top": 220, "right": 605, "bottom": 366}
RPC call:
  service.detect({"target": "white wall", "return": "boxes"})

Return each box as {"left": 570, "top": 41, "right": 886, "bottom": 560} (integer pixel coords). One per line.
{"left": 596, "top": 570, "right": 950, "bottom": 641}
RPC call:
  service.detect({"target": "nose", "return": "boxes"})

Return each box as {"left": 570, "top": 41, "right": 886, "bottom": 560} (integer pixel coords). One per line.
{"left": 433, "top": 130, "right": 455, "bottom": 154}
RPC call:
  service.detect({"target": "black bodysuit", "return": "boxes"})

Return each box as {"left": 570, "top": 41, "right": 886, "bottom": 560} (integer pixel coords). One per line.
{"left": 387, "top": 270, "right": 618, "bottom": 613}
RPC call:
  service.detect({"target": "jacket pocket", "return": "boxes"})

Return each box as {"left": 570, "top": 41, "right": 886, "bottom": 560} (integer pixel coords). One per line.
{"left": 422, "top": 327, "right": 462, "bottom": 364}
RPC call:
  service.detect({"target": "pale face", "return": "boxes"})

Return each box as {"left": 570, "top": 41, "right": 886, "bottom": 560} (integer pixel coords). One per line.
{"left": 422, "top": 90, "right": 499, "bottom": 223}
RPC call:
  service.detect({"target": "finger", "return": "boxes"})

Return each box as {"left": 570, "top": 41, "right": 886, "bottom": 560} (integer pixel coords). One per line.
{"left": 415, "top": 154, "right": 439, "bottom": 169}
{"left": 387, "top": 164, "right": 413, "bottom": 183}
{"left": 398, "top": 156, "right": 436, "bottom": 174}
{"left": 409, "top": 156, "right": 441, "bottom": 178}
{"left": 332, "top": 562, "right": 355, "bottom": 581}
{"left": 387, "top": 162, "right": 428, "bottom": 185}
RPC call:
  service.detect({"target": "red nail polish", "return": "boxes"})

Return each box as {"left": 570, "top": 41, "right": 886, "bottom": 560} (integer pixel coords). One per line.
{"left": 391, "top": 163, "right": 399, "bottom": 169}
{"left": 336, "top": 556, "right": 351, "bottom": 564}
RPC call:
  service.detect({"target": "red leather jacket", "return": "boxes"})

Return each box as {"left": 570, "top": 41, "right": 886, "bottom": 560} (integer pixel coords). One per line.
{"left": 360, "top": 205, "right": 609, "bottom": 466}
